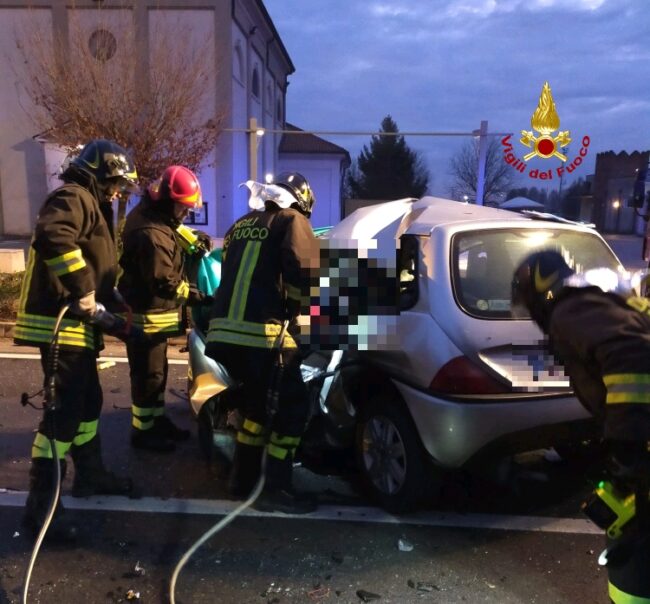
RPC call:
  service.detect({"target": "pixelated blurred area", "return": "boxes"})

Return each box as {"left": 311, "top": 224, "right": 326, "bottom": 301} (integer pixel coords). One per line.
{"left": 301, "top": 239, "right": 400, "bottom": 351}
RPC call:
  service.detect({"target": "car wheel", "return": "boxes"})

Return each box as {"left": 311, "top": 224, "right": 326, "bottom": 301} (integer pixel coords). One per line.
{"left": 356, "top": 395, "right": 434, "bottom": 513}
{"left": 553, "top": 439, "right": 606, "bottom": 466}
{"left": 197, "top": 395, "right": 234, "bottom": 466}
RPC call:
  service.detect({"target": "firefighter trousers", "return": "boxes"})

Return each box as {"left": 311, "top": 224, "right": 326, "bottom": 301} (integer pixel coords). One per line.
{"left": 205, "top": 343, "right": 311, "bottom": 441}
{"left": 31, "top": 346, "right": 102, "bottom": 461}
{"left": 126, "top": 337, "right": 169, "bottom": 432}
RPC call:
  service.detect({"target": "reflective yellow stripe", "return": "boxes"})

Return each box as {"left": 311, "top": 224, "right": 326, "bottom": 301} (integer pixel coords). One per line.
{"left": 153, "top": 407, "right": 164, "bottom": 417}
{"left": 604, "top": 374, "right": 650, "bottom": 386}
{"left": 72, "top": 420, "right": 98, "bottom": 447}
{"left": 228, "top": 241, "right": 262, "bottom": 321}
{"left": 270, "top": 433, "right": 301, "bottom": 447}
{"left": 208, "top": 318, "right": 289, "bottom": 337}
{"left": 206, "top": 329, "right": 297, "bottom": 349}
{"left": 15, "top": 312, "right": 95, "bottom": 349}
{"left": 132, "top": 417, "right": 155, "bottom": 430}
{"left": 18, "top": 245, "right": 36, "bottom": 310}
{"left": 176, "top": 280, "right": 190, "bottom": 303}
{"left": 609, "top": 581, "right": 650, "bottom": 604}
{"left": 243, "top": 418, "right": 265, "bottom": 435}
{"left": 132, "top": 404, "right": 155, "bottom": 417}
{"left": 236, "top": 432, "right": 266, "bottom": 447}
{"left": 126, "top": 311, "right": 180, "bottom": 334}
{"left": 607, "top": 393, "right": 650, "bottom": 404}
{"left": 267, "top": 443, "right": 290, "bottom": 460}
{"left": 44, "top": 248, "right": 86, "bottom": 276}
{"left": 32, "top": 432, "right": 71, "bottom": 459}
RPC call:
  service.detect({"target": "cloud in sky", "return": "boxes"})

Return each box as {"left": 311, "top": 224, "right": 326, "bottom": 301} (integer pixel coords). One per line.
{"left": 264, "top": 0, "right": 650, "bottom": 196}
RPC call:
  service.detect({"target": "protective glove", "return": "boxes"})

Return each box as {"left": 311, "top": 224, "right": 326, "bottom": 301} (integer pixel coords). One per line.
{"left": 70, "top": 290, "right": 97, "bottom": 318}
{"left": 607, "top": 440, "right": 649, "bottom": 492}
{"left": 90, "top": 303, "right": 149, "bottom": 343}
{"left": 187, "top": 284, "right": 213, "bottom": 306}
{"left": 194, "top": 230, "right": 212, "bottom": 252}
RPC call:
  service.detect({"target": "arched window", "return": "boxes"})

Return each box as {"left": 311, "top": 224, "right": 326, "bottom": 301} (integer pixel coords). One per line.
{"left": 251, "top": 67, "right": 260, "bottom": 98}
{"left": 232, "top": 42, "right": 244, "bottom": 83}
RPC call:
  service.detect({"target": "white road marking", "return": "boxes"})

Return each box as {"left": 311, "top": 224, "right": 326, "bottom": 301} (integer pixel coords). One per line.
{"left": 0, "top": 491, "right": 601, "bottom": 535}
{"left": 0, "top": 352, "right": 187, "bottom": 365}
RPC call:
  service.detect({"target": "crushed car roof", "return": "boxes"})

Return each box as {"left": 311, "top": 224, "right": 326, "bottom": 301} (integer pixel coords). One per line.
{"left": 326, "top": 196, "right": 594, "bottom": 243}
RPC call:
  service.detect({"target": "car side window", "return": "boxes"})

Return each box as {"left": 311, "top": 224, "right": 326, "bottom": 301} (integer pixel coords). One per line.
{"left": 398, "top": 235, "right": 419, "bottom": 311}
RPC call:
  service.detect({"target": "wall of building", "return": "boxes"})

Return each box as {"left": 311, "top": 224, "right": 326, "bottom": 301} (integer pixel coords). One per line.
{"left": 592, "top": 151, "right": 649, "bottom": 234}
{"left": 0, "top": 0, "right": 295, "bottom": 238}
{"left": 0, "top": 7, "right": 55, "bottom": 235}
{"left": 278, "top": 154, "right": 345, "bottom": 228}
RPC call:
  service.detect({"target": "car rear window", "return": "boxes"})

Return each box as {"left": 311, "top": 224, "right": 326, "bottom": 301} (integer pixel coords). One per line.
{"left": 451, "top": 228, "right": 621, "bottom": 319}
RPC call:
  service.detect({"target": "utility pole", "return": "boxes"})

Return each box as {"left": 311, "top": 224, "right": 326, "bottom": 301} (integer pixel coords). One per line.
{"left": 475, "top": 120, "right": 488, "bottom": 206}
{"left": 248, "top": 116, "right": 259, "bottom": 181}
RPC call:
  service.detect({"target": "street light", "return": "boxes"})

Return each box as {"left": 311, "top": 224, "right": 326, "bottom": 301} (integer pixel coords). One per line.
{"left": 462, "top": 195, "right": 469, "bottom": 203}
{"left": 248, "top": 117, "right": 265, "bottom": 181}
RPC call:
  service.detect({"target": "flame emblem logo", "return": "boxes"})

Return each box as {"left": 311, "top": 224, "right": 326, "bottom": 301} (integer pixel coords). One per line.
{"left": 520, "top": 82, "right": 572, "bottom": 162}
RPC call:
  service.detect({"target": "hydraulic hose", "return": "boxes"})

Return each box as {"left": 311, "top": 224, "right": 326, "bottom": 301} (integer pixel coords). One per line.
{"left": 21, "top": 302, "right": 70, "bottom": 604}
{"left": 168, "top": 452, "right": 269, "bottom": 604}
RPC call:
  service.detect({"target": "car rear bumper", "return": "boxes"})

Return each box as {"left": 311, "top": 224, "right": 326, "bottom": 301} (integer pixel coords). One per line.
{"left": 393, "top": 380, "right": 593, "bottom": 468}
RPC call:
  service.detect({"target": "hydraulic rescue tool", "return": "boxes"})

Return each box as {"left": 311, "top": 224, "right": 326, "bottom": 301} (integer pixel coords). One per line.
{"left": 581, "top": 480, "right": 637, "bottom": 539}
{"left": 174, "top": 223, "right": 210, "bottom": 256}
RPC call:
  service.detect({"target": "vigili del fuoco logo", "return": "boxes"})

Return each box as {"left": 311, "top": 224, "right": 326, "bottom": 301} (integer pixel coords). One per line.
{"left": 502, "top": 82, "right": 590, "bottom": 181}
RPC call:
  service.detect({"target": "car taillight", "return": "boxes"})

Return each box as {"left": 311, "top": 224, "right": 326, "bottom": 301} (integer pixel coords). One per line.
{"left": 429, "top": 355, "right": 510, "bottom": 395}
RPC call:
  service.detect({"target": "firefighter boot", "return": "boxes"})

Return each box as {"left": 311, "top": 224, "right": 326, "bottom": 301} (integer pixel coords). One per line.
{"left": 131, "top": 426, "right": 175, "bottom": 453}
{"left": 227, "top": 441, "right": 264, "bottom": 499}
{"left": 254, "top": 452, "right": 318, "bottom": 515}
{"left": 155, "top": 415, "right": 191, "bottom": 442}
{"left": 22, "top": 458, "right": 78, "bottom": 542}
{"left": 71, "top": 436, "right": 134, "bottom": 498}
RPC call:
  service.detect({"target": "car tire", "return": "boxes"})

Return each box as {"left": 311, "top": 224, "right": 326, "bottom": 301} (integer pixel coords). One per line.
{"left": 355, "top": 394, "right": 434, "bottom": 513}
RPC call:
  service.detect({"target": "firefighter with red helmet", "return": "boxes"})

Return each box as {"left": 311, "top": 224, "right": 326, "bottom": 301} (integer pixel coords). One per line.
{"left": 15, "top": 139, "right": 139, "bottom": 541}
{"left": 511, "top": 250, "right": 650, "bottom": 604}
{"left": 205, "top": 172, "right": 319, "bottom": 514}
{"left": 118, "top": 165, "right": 213, "bottom": 452}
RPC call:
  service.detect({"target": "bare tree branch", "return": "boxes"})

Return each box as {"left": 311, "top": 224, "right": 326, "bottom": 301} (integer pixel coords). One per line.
{"left": 449, "top": 138, "right": 516, "bottom": 204}
{"left": 13, "top": 5, "right": 225, "bottom": 186}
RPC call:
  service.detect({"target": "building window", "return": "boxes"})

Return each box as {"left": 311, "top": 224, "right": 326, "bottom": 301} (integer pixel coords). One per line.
{"left": 233, "top": 43, "right": 244, "bottom": 83}
{"left": 251, "top": 68, "right": 260, "bottom": 98}
{"left": 276, "top": 99, "right": 282, "bottom": 122}
{"left": 88, "top": 29, "right": 117, "bottom": 62}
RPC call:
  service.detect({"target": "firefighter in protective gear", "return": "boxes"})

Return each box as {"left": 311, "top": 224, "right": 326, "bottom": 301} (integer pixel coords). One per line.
{"left": 15, "top": 139, "right": 139, "bottom": 541}
{"left": 119, "top": 165, "right": 213, "bottom": 453}
{"left": 511, "top": 250, "right": 650, "bottom": 604}
{"left": 205, "top": 171, "right": 319, "bottom": 514}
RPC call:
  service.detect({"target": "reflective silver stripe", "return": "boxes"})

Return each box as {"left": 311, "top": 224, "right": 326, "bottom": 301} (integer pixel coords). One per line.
{"left": 44, "top": 249, "right": 86, "bottom": 276}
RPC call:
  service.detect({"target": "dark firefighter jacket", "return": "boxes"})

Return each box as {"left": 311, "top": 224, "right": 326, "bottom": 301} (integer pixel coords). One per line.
{"left": 118, "top": 199, "right": 200, "bottom": 337}
{"left": 549, "top": 287, "right": 650, "bottom": 442}
{"left": 206, "top": 205, "right": 318, "bottom": 350}
{"left": 14, "top": 180, "right": 117, "bottom": 352}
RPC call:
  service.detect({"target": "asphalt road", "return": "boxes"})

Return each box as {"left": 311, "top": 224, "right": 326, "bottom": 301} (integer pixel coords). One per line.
{"left": 0, "top": 341, "right": 614, "bottom": 604}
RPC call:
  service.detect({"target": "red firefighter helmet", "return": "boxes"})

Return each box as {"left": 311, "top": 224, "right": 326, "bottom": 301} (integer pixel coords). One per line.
{"left": 148, "top": 165, "right": 202, "bottom": 209}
